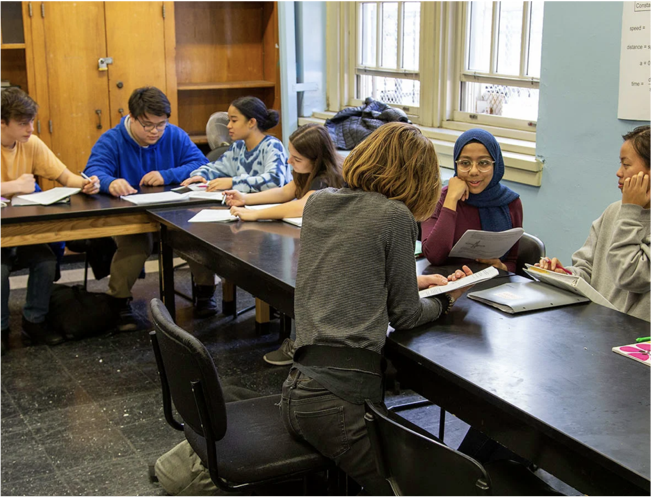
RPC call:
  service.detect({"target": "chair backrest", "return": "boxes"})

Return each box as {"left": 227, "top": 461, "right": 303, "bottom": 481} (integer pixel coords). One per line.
{"left": 206, "top": 145, "right": 230, "bottom": 163}
{"left": 149, "top": 298, "right": 228, "bottom": 440}
{"left": 364, "top": 401, "right": 491, "bottom": 496}
{"left": 516, "top": 232, "right": 546, "bottom": 277}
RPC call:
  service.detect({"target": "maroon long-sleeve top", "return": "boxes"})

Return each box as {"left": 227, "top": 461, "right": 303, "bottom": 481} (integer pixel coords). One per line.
{"left": 421, "top": 186, "right": 524, "bottom": 273}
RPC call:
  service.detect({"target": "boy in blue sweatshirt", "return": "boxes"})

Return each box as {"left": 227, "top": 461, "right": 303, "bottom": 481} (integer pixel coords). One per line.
{"left": 84, "top": 87, "right": 216, "bottom": 331}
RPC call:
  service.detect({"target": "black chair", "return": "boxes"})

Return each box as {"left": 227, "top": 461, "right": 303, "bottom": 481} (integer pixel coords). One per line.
{"left": 149, "top": 298, "right": 335, "bottom": 492}
{"left": 516, "top": 232, "right": 546, "bottom": 278}
{"left": 364, "top": 401, "right": 563, "bottom": 496}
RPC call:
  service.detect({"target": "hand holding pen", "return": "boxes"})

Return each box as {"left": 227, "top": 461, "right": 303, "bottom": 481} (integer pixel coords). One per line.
{"left": 80, "top": 172, "right": 100, "bottom": 195}
{"left": 536, "top": 256, "right": 572, "bottom": 275}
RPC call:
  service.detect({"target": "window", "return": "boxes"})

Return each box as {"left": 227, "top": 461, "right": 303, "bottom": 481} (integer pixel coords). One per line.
{"left": 458, "top": 1, "right": 544, "bottom": 123}
{"left": 356, "top": 2, "right": 422, "bottom": 112}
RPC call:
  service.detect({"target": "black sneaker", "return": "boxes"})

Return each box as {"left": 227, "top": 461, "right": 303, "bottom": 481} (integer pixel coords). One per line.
{"left": 21, "top": 317, "right": 66, "bottom": 346}
{"left": 110, "top": 297, "right": 139, "bottom": 333}
{"left": 194, "top": 285, "right": 218, "bottom": 319}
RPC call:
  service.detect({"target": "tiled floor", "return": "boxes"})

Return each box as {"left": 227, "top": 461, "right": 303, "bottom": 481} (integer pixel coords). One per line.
{"left": 1, "top": 262, "right": 574, "bottom": 496}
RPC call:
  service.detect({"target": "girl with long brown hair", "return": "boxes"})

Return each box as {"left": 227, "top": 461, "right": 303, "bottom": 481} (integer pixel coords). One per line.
{"left": 224, "top": 123, "right": 344, "bottom": 220}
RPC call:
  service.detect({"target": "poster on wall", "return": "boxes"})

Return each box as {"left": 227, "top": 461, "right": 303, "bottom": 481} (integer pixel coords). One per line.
{"left": 618, "top": 2, "right": 650, "bottom": 121}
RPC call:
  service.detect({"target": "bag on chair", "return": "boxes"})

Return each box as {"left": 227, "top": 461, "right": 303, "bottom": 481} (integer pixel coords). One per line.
{"left": 46, "top": 284, "right": 118, "bottom": 339}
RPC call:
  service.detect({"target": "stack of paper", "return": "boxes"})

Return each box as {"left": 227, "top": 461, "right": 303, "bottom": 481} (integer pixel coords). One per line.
{"left": 188, "top": 209, "right": 237, "bottom": 223}
{"left": 246, "top": 204, "right": 282, "bottom": 210}
{"left": 523, "top": 264, "right": 616, "bottom": 310}
{"left": 283, "top": 217, "right": 303, "bottom": 227}
{"left": 189, "top": 191, "right": 224, "bottom": 201}
{"left": 121, "top": 192, "right": 190, "bottom": 205}
{"left": 449, "top": 228, "right": 524, "bottom": 259}
{"left": 13, "top": 187, "right": 81, "bottom": 206}
{"left": 419, "top": 266, "right": 499, "bottom": 298}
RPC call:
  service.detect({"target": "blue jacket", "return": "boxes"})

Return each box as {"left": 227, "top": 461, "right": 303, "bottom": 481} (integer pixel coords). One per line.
{"left": 84, "top": 117, "right": 209, "bottom": 194}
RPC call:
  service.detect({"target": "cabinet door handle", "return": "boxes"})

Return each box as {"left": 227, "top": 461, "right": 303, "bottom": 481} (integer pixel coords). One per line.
{"left": 95, "top": 109, "right": 103, "bottom": 130}
{"left": 118, "top": 108, "right": 124, "bottom": 117}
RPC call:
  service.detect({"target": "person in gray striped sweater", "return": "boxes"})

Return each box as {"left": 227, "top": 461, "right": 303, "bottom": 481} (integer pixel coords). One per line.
{"left": 280, "top": 122, "right": 474, "bottom": 495}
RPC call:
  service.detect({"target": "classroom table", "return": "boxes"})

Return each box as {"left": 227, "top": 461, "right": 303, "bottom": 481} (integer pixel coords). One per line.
{"left": 0, "top": 186, "right": 219, "bottom": 248}
{"left": 150, "top": 207, "right": 650, "bottom": 495}
{"left": 386, "top": 269, "right": 651, "bottom": 496}
{"left": 149, "top": 206, "right": 300, "bottom": 329}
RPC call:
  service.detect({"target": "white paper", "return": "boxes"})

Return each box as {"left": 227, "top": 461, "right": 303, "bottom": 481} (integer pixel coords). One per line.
{"left": 188, "top": 209, "right": 237, "bottom": 223}
{"left": 283, "top": 217, "right": 303, "bottom": 227}
{"left": 618, "top": 2, "right": 651, "bottom": 121}
{"left": 246, "top": 204, "right": 282, "bottom": 210}
{"left": 13, "top": 187, "right": 81, "bottom": 206}
{"left": 120, "top": 192, "right": 190, "bottom": 205}
{"left": 419, "top": 266, "right": 499, "bottom": 298}
{"left": 448, "top": 228, "right": 524, "bottom": 260}
{"left": 189, "top": 191, "right": 224, "bottom": 201}
{"left": 523, "top": 265, "right": 617, "bottom": 310}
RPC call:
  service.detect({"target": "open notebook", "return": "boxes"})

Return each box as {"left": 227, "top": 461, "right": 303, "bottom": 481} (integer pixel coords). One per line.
{"left": 419, "top": 266, "right": 499, "bottom": 298}
{"left": 13, "top": 187, "right": 81, "bottom": 206}
{"left": 523, "top": 265, "right": 616, "bottom": 310}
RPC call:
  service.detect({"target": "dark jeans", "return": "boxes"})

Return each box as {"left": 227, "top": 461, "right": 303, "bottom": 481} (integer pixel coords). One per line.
{"left": 1, "top": 245, "right": 57, "bottom": 330}
{"left": 280, "top": 368, "right": 393, "bottom": 496}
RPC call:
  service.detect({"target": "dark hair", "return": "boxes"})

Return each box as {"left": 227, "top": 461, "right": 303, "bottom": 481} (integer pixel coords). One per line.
{"left": 1, "top": 88, "right": 38, "bottom": 123}
{"left": 623, "top": 125, "right": 650, "bottom": 169}
{"left": 289, "top": 124, "right": 344, "bottom": 198}
{"left": 128, "top": 87, "right": 171, "bottom": 119}
{"left": 231, "top": 96, "right": 279, "bottom": 131}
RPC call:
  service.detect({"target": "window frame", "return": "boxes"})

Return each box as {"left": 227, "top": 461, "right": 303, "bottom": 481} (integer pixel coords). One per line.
{"left": 327, "top": 1, "right": 542, "bottom": 135}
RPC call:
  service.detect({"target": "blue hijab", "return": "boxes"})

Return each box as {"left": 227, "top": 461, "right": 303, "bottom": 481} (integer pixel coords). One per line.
{"left": 453, "top": 129, "right": 519, "bottom": 232}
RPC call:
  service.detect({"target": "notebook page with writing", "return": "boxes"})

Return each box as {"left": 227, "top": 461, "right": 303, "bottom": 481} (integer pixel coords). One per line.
{"left": 419, "top": 266, "right": 499, "bottom": 298}
{"left": 449, "top": 228, "right": 524, "bottom": 259}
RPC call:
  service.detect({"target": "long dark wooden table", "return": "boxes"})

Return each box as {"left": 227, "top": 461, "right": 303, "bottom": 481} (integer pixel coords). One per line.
{"left": 149, "top": 206, "right": 300, "bottom": 328}
{"left": 387, "top": 270, "right": 650, "bottom": 496}
{"left": 149, "top": 207, "right": 650, "bottom": 495}
{"left": 0, "top": 186, "right": 219, "bottom": 247}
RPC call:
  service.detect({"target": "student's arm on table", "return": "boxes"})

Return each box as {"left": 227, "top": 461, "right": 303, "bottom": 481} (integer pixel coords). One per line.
{"left": 225, "top": 181, "right": 297, "bottom": 207}
{"left": 158, "top": 131, "right": 211, "bottom": 186}
{"left": 230, "top": 192, "right": 309, "bottom": 221}
{"left": 1, "top": 174, "right": 36, "bottom": 197}
{"left": 56, "top": 169, "right": 99, "bottom": 195}
{"left": 84, "top": 139, "right": 133, "bottom": 195}
{"left": 181, "top": 146, "right": 238, "bottom": 187}
{"left": 231, "top": 145, "right": 289, "bottom": 194}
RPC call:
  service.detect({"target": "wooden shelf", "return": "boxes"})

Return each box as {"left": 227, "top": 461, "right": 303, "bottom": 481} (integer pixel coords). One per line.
{"left": 1, "top": 43, "right": 26, "bottom": 50}
{"left": 189, "top": 134, "right": 209, "bottom": 144}
{"left": 178, "top": 80, "right": 276, "bottom": 91}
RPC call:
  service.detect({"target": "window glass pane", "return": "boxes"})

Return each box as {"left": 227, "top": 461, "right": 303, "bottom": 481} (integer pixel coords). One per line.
{"left": 460, "top": 81, "right": 539, "bottom": 120}
{"left": 360, "top": 3, "right": 377, "bottom": 66}
{"left": 357, "top": 74, "right": 420, "bottom": 107}
{"left": 496, "top": 2, "right": 524, "bottom": 76}
{"left": 401, "top": 2, "right": 420, "bottom": 71}
{"left": 526, "top": 1, "right": 544, "bottom": 78}
{"left": 381, "top": 2, "right": 398, "bottom": 68}
{"left": 467, "top": 1, "right": 492, "bottom": 73}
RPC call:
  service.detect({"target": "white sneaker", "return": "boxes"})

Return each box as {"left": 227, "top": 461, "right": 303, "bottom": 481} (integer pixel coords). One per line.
{"left": 263, "top": 338, "right": 295, "bottom": 366}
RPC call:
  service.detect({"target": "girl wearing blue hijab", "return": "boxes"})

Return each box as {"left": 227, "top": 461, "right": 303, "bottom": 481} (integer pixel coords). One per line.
{"left": 422, "top": 128, "right": 522, "bottom": 272}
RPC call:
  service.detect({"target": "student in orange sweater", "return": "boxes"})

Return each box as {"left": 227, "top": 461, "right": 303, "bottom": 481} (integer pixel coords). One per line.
{"left": 1, "top": 88, "right": 99, "bottom": 350}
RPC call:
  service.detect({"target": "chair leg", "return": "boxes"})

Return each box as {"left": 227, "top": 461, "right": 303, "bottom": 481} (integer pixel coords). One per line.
{"left": 83, "top": 255, "right": 89, "bottom": 291}
{"left": 439, "top": 408, "right": 446, "bottom": 442}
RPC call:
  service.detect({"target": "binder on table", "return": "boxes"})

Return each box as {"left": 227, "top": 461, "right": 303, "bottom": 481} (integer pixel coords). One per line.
{"left": 612, "top": 342, "right": 650, "bottom": 367}
{"left": 468, "top": 281, "right": 589, "bottom": 314}
{"left": 419, "top": 266, "right": 499, "bottom": 298}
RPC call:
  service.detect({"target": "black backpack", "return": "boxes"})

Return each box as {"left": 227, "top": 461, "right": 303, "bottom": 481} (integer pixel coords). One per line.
{"left": 47, "top": 284, "right": 118, "bottom": 339}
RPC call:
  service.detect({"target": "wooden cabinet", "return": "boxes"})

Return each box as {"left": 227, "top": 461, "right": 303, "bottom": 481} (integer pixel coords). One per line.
{"left": 174, "top": 2, "right": 281, "bottom": 144}
{"left": 1, "top": 1, "right": 282, "bottom": 187}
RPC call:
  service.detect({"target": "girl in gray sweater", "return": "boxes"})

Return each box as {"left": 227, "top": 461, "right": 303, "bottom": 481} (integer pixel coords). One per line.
{"left": 540, "top": 125, "right": 650, "bottom": 321}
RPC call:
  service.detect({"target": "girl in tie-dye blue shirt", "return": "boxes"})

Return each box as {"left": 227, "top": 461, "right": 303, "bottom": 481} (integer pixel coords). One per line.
{"left": 190, "top": 136, "right": 290, "bottom": 193}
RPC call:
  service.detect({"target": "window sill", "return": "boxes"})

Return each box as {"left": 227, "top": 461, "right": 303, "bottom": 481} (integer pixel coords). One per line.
{"left": 299, "top": 112, "right": 542, "bottom": 187}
